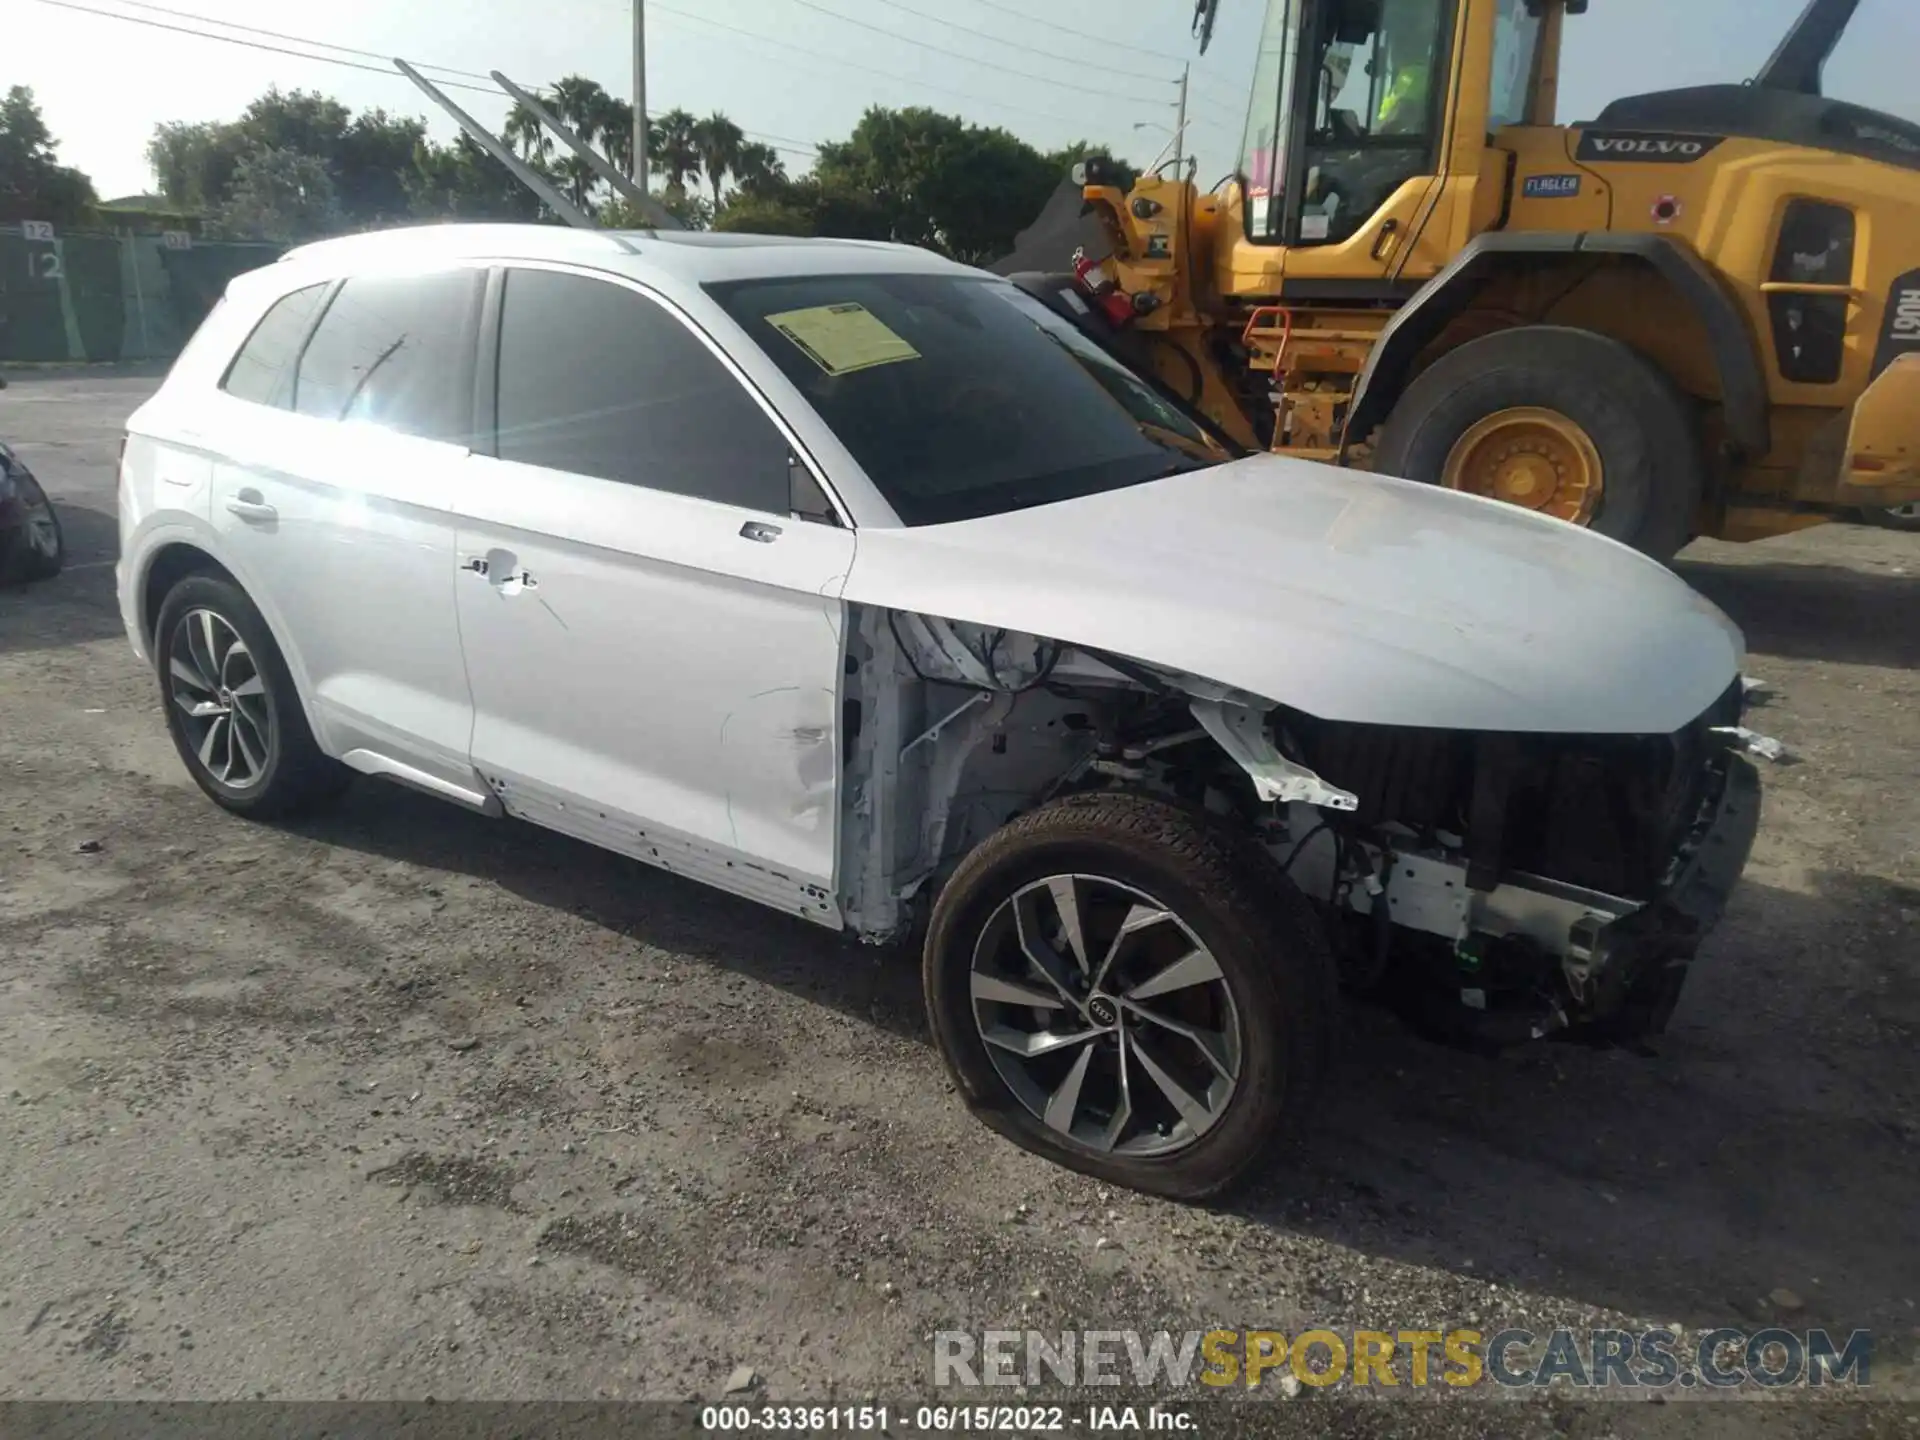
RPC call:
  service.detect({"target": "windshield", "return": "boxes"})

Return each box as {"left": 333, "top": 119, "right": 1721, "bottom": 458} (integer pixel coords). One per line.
{"left": 707, "top": 272, "right": 1229, "bottom": 526}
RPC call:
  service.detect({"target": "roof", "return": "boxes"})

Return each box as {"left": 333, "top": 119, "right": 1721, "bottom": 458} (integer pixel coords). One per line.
{"left": 102, "top": 193, "right": 190, "bottom": 212}
{"left": 277, "top": 223, "right": 977, "bottom": 286}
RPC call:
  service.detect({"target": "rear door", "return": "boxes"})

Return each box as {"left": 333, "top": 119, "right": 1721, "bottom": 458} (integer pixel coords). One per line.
{"left": 452, "top": 264, "right": 855, "bottom": 918}
{"left": 209, "top": 264, "right": 486, "bottom": 797}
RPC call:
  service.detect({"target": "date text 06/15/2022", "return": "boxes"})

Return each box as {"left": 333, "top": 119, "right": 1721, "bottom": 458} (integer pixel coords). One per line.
{"left": 698, "top": 1405, "right": 1196, "bottom": 1433}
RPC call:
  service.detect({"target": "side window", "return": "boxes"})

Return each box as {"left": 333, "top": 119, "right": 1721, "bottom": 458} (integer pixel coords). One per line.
{"left": 1486, "top": 0, "right": 1542, "bottom": 133}
{"left": 1298, "top": 0, "right": 1452, "bottom": 245}
{"left": 219, "top": 283, "right": 326, "bottom": 408}
{"left": 293, "top": 268, "right": 481, "bottom": 442}
{"left": 494, "top": 267, "right": 792, "bottom": 514}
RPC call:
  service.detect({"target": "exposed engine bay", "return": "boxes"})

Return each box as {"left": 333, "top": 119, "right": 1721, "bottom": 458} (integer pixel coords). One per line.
{"left": 839, "top": 606, "right": 1764, "bottom": 1046}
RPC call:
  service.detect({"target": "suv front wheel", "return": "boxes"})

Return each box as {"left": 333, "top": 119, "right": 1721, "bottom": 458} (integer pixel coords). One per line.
{"left": 154, "top": 574, "right": 349, "bottom": 819}
{"left": 923, "top": 791, "right": 1337, "bottom": 1200}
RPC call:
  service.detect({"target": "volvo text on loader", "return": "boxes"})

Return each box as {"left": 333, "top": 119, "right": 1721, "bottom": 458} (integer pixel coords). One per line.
{"left": 998, "top": 0, "right": 1920, "bottom": 559}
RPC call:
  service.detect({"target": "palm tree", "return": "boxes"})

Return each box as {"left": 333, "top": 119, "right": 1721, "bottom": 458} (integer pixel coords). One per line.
{"left": 731, "top": 141, "right": 786, "bottom": 198}
{"left": 544, "top": 77, "right": 613, "bottom": 211}
{"left": 651, "top": 108, "right": 701, "bottom": 199}
{"left": 596, "top": 96, "right": 635, "bottom": 179}
{"left": 502, "top": 99, "right": 554, "bottom": 165}
{"left": 693, "top": 112, "right": 746, "bottom": 207}
{"left": 549, "top": 76, "right": 608, "bottom": 140}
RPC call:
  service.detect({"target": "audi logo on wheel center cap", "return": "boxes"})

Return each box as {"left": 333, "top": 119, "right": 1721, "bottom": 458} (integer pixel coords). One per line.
{"left": 1087, "top": 995, "right": 1119, "bottom": 1028}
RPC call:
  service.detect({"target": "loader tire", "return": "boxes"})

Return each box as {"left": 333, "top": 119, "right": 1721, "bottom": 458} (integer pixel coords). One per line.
{"left": 1374, "top": 325, "right": 1705, "bottom": 562}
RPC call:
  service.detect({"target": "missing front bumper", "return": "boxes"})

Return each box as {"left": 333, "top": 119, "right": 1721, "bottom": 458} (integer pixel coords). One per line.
{"left": 1560, "top": 752, "right": 1762, "bottom": 1034}
{"left": 1276, "top": 748, "right": 1763, "bottom": 1042}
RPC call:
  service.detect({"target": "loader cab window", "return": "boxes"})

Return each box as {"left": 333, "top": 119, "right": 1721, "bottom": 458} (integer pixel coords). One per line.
{"left": 1242, "top": 0, "right": 1454, "bottom": 246}
{"left": 1239, "top": 0, "right": 1304, "bottom": 243}
{"left": 1486, "top": 0, "right": 1543, "bottom": 132}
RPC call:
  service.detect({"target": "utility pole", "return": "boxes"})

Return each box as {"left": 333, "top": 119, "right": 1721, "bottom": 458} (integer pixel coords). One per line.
{"left": 1174, "top": 63, "right": 1188, "bottom": 177}
{"left": 633, "top": 0, "right": 649, "bottom": 194}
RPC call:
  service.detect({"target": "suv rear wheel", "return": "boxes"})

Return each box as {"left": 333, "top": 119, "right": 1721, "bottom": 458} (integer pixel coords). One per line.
{"left": 923, "top": 791, "right": 1337, "bottom": 1200}
{"left": 154, "top": 574, "right": 349, "bottom": 819}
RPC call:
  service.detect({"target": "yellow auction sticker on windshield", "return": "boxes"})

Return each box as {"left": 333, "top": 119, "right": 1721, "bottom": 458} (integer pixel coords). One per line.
{"left": 766, "top": 302, "right": 920, "bottom": 376}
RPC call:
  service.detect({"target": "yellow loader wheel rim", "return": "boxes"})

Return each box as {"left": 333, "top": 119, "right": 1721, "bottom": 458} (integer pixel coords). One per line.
{"left": 1440, "top": 407, "right": 1605, "bottom": 526}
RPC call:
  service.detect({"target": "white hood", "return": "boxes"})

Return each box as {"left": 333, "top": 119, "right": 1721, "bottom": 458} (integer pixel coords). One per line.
{"left": 843, "top": 454, "right": 1745, "bottom": 735}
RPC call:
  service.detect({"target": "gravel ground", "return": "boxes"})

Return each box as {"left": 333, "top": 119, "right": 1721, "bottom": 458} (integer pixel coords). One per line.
{"left": 0, "top": 369, "right": 1915, "bottom": 1436}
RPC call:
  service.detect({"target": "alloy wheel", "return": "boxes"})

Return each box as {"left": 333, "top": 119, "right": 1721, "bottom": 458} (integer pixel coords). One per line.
{"left": 1440, "top": 405, "right": 1605, "bottom": 526}
{"left": 168, "top": 608, "right": 273, "bottom": 790}
{"left": 969, "top": 874, "right": 1242, "bottom": 1158}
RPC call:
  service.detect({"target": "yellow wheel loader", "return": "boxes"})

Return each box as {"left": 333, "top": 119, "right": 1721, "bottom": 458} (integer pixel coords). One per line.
{"left": 997, "top": 0, "right": 1920, "bottom": 559}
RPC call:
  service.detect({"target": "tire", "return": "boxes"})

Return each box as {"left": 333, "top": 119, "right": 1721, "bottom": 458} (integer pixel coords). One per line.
{"left": 1860, "top": 500, "right": 1920, "bottom": 533}
{"left": 0, "top": 471, "right": 64, "bottom": 583}
{"left": 923, "top": 790, "right": 1337, "bottom": 1201}
{"left": 1373, "top": 325, "right": 1705, "bottom": 562}
{"left": 153, "top": 574, "right": 349, "bottom": 819}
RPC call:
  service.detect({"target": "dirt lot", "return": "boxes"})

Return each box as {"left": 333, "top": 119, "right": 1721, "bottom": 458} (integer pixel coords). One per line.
{"left": 0, "top": 369, "right": 1916, "bottom": 1433}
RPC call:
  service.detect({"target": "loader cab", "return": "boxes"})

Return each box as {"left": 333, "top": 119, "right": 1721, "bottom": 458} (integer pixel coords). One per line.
{"left": 1235, "top": 0, "right": 1559, "bottom": 273}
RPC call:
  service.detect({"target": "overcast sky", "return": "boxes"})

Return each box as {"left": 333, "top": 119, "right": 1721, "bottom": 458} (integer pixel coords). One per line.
{"left": 15, "top": 0, "right": 1920, "bottom": 201}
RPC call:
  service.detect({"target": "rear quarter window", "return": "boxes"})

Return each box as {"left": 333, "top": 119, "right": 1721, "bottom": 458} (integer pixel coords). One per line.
{"left": 219, "top": 283, "right": 327, "bottom": 408}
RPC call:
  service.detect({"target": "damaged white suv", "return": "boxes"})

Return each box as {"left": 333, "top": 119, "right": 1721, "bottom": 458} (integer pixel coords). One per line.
{"left": 118, "top": 224, "right": 1762, "bottom": 1198}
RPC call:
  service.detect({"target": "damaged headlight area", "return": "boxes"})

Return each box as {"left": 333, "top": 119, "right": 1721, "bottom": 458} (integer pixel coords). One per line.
{"left": 843, "top": 607, "right": 1764, "bottom": 1048}
{"left": 1261, "top": 683, "right": 1763, "bottom": 1045}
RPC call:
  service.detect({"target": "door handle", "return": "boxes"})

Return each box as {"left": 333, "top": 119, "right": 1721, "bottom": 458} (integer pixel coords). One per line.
{"left": 740, "top": 520, "right": 782, "bottom": 543}
{"left": 1370, "top": 218, "right": 1402, "bottom": 263}
{"left": 225, "top": 496, "right": 277, "bottom": 523}
{"left": 469, "top": 549, "right": 537, "bottom": 592}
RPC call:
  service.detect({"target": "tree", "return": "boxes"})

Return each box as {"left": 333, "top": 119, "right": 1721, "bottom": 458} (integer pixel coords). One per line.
{"left": 0, "top": 86, "right": 97, "bottom": 226}
{"left": 547, "top": 75, "right": 615, "bottom": 212}
{"left": 714, "top": 174, "right": 889, "bottom": 242}
{"left": 405, "top": 133, "right": 543, "bottom": 222}
{"left": 596, "top": 96, "right": 636, "bottom": 179}
{"left": 338, "top": 108, "right": 427, "bottom": 226}
{"left": 148, "top": 89, "right": 425, "bottom": 230}
{"left": 503, "top": 100, "right": 555, "bottom": 166}
{"left": 693, "top": 112, "right": 745, "bottom": 207}
{"left": 146, "top": 120, "right": 238, "bottom": 213}
{"left": 812, "top": 106, "right": 1056, "bottom": 261}
{"left": 212, "top": 145, "right": 340, "bottom": 241}
{"left": 731, "top": 141, "right": 787, "bottom": 199}
{"left": 651, "top": 109, "right": 701, "bottom": 199}
{"left": 713, "top": 193, "right": 813, "bottom": 237}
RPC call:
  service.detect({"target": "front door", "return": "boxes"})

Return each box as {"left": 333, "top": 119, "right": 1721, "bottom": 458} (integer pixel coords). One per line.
{"left": 453, "top": 264, "right": 855, "bottom": 923}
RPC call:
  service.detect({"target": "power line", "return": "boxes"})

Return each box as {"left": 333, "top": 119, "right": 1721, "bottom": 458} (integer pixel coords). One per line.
{"left": 24, "top": 0, "right": 816, "bottom": 155}
{"left": 961, "top": 0, "right": 1190, "bottom": 63}
{"left": 857, "top": 0, "right": 1179, "bottom": 85}
{"left": 646, "top": 2, "right": 1114, "bottom": 130}
{"left": 106, "top": 0, "right": 498, "bottom": 82}
{"left": 26, "top": 0, "right": 500, "bottom": 91}
{"left": 748, "top": 0, "right": 1171, "bottom": 105}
